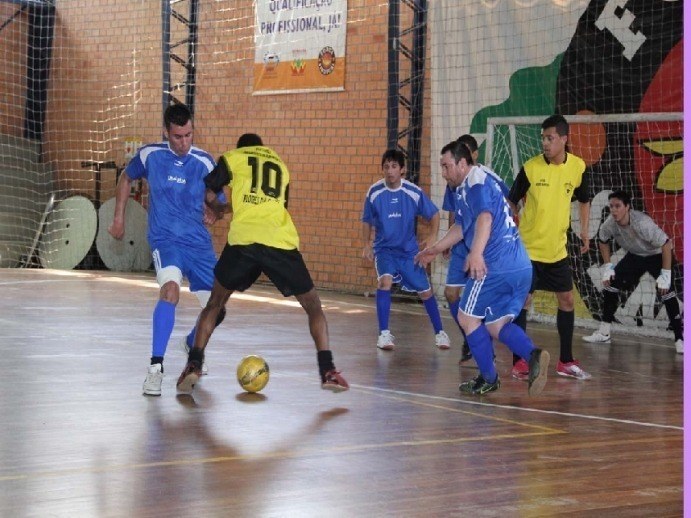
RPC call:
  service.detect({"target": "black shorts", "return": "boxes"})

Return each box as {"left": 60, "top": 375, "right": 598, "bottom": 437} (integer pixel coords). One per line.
{"left": 611, "top": 252, "right": 663, "bottom": 291}
{"left": 530, "top": 257, "right": 574, "bottom": 293}
{"left": 214, "top": 243, "right": 315, "bottom": 297}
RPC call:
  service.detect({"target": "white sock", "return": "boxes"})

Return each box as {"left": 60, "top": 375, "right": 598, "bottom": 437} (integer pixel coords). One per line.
{"left": 599, "top": 322, "right": 611, "bottom": 336}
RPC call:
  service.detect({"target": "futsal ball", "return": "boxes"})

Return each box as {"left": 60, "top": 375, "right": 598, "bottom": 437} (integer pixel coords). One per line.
{"left": 236, "top": 355, "right": 270, "bottom": 393}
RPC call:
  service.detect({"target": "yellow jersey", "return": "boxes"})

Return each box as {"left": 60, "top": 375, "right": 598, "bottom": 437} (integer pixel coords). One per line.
{"left": 509, "top": 153, "right": 588, "bottom": 263}
{"left": 218, "top": 145, "right": 300, "bottom": 250}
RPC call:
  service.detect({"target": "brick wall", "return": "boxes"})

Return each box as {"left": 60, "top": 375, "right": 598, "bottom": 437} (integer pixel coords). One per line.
{"left": 0, "top": 0, "right": 434, "bottom": 295}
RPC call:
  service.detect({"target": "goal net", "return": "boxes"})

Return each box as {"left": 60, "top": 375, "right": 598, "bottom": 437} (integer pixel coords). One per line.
{"left": 486, "top": 113, "right": 683, "bottom": 338}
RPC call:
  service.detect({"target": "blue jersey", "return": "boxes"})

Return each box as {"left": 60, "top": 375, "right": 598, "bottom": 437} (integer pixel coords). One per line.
{"left": 443, "top": 164, "right": 508, "bottom": 259}
{"left": 455, "top": 165, "right": 528, "bottom": 271}
{"left": 362, "top": 179, "right": 439, "bottom": 257}
{"left": 442, "top": 185, "right": 468, "bottom": 258}
{"left": 126, "top": 143, "right": 217, "bottom": 250}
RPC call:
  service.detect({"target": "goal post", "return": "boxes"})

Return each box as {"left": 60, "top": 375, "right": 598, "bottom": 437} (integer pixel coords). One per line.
{"left": 485, "top": 112, "right": 684, "bottom": 338}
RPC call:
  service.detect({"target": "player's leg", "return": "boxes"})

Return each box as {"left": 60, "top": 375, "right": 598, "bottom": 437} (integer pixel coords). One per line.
{"left": 584, "top": 252, "right": 643, "bottom": 343}
{"left": 485, "top": 268, "right": 549, "bottom": 396}
{"left": 456, "top": 278, "right": 499, "bottom": 394}
{"left": 400, "top": 257, "right": 448, "bottom": 348}
{"left": 144, "top": 247, "right": 183, "bottom": 396}
{"left": 646, "top": 255, "right": 683, "bottom": 353}
{"left": 183, "top": 247, "right": 229, "bottom": 373}
{"left": 177, "top": 244, "right": 244, "bottom": 393}
{"left": 511, "top": 261, "right": 537, "bottom": 380}
{"left": 263, "top": 246, "right": 349, "bottom": 391}
{"left": 446, "top": 250, "right": 470, "bottom": 359}
{"left": 374, "top": 253, "right": 396, "bottom": 350}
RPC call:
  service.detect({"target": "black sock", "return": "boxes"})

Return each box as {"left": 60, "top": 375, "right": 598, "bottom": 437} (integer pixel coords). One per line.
{"left": 151, "top": 356, "right": 164, "bottom": 371}
{"left": 557, "top": 309, "right": 575, "bottom": 363}
{"left": 512, "top": 309, "right": 527, "bottom": 365}
{"left": 188, "top": 348, "right": 204, "bottom": 364}
{"left": 317, "top": 350, "right": 335, "bottom": 379}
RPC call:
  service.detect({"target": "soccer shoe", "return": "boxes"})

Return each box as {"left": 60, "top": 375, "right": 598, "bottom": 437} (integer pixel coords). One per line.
{"left": 675, "top": 339, "right": 683, "bottom": 355}
{"left": 176, "top": 360, "right": 203, "bottom": 394}
{"left": 321, "top": 369, "right": 350, "bottom": 392}
{"left": 556, "top": 360, "right": 592, "bottom": 380}
{"left": 511, "top": 358, "right": 529, "bottom": 381}
{"left": 527, "top": 349, "right": 550, "bottom": 397}
{"left": 435, "top": 330, "right": 451, "bottom": 350}
{"left": 143, "top": 363, "right": 164, "bottom": 396}
{"left": 179, "top": 336, "right": 208, "bottom": 375}
{"left": 582, "top": 331, "right": 611, "bottom": 344}
{"left": 459, "top": 374, "right": 500, "bottom": 395}
{"left": 459, "top": 342, "right": 473, "bottom": 363}
{"left": 377, "top": 330, "right": 395, "bottom": 351}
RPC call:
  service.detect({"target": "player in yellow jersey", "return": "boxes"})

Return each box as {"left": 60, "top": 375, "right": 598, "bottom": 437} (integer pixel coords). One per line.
{"left": 507, "top": 115, "right": 592, "bottom": 381}
{"left": 176, "top": 133, "right": 349, "bottom": 393}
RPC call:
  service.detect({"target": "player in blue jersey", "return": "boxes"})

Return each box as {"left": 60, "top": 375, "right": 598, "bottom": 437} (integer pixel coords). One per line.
{"left": 443, "top": 134, "right": 511, "bottom": 365}
{"left": 416, "top": 141, "right": 549, "bottom": 396}
{"left": 109, "top": 104, "right": 226, "bottom": 396}
{"left": 362, "top": 149, "right": 450, "bottom": 351}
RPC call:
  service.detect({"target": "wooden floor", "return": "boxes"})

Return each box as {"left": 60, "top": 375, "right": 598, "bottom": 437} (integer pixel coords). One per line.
{"left": 0, "top": 269, "right": 684, "bottom": 517}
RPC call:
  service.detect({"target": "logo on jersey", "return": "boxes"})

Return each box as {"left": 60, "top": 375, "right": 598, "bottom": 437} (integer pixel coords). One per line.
{"left": 564, "top": 182, "right": 574, "bottom": 195}
{"left": 318, "top": 46, "right": 336, "bottom": 75}
{"left": 167, "top": 175, "right": 186, "bottom": 184}
{"left": 388, "top": 212, "right": 402, "bottom": 219}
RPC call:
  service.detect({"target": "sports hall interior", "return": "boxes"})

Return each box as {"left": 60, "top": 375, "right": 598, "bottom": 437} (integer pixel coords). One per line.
{"left": 0, "top": 1, "right": 684, "bottom": 516}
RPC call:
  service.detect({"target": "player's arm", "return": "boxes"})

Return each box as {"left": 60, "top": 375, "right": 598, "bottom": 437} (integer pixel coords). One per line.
{"left": 507, "top": 167, "right": 529, "bottom": 217}
{"left": 656, "top": 239, "right": 674, "bottom": 294}
{"left": 362, "top": 222, "right": 375, "bottom": 261}
{"left": 108, "top": 170, "right": 133, "bottom": 240}
{"left": 204, "top": 158, "right": 231, "bottom": 217}
{"left": 466, "top": 211, "right": 491, "bottom": 279}
{"left": 415, "top": 223, "right": 463, "bottom": 267}
{"left": 574, "top": 170, "right": 591, "bottom": 253}
{"left": 419, "top": 211, "right": 440, "bottom": 250}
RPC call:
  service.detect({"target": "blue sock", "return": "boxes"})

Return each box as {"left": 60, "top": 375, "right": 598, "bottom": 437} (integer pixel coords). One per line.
{"left": 423, "top": 297, "right": 443, "bottom": 334}
{"left": 152, "top": 300, "right": 176, "bottom": 358}
{"left": 376, "top": 289, "right": 391, "bottom": 331}
{"left": 466, "top": 325, "right": 497, "bottom": 382}
{"left": 449, "top": 299, "right": 461, "bottom": 328}
{"left": 185, "top": 327, "right": 195, "bottom": 349}
{"left": 498, "top": 322, "right": 535, "bottom": 361}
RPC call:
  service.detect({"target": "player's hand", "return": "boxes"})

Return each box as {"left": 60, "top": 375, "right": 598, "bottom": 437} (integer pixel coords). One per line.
{"left": 601, "top": 263, "right": 614, "bottom": 286}
{"left": 579, "top": 234, "right": 590, "bottom": 254}
{"left": 362, "top": 244, "right": 374, "bottom": 262}
{"left": 656, "top": 268, "right": 671, "bottom": 294}
{"left": 414, "top": 247, "right": 437, "bottom": 267}
{"left": 465, "top": 252, "right": 487, "bottom": 280}
{"left": 108, "top": 218, "right": 125, "bottom": 240}
{"left": 441, "top": 248, "right": 451, "bottom": 260}
{"left": 203, "top": 203, "right": 219, "bottom": 226}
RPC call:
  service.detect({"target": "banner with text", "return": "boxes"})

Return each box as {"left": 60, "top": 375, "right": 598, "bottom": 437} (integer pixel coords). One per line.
{"left": 254, "top": 0, "right": 347, "bottom": 94}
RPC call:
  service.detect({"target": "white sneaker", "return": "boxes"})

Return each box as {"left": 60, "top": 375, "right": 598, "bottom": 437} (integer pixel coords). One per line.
{"left": 435, "top": 330, "right": 450, "bottom": 350}
{"left": 143, "top": 363, "right": 163, "bottom": 396}
{"left": 377, "top": 330, "right": 395, "bottom": 350}
{"left": 675, "top": 339, "right": 683, "bottom": 355}
{"left": 179, "top": 336, "right": 208, "bottom": 375}
{"left": 582, "top": 331, "right": 611, "bottom": 344}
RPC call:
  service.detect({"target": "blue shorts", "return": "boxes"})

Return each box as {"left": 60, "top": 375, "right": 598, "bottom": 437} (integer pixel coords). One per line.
{"left": 446, "top": 246, "right": 468, "bottom": 287}
{"left": 375, "top": 251, "right": 431, "bottom": 293}
{"left": 152, "top": 242, "right": 217, "bottom": 292}
{"left": 459, "top": 266, "right": 532, "bottom": 324}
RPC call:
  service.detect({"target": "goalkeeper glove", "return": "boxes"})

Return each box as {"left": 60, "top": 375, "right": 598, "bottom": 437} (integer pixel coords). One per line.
{"left": 656, "top": 269, "right": 671, "bottom": 291}
{"left": 601, "top": 263, "right": 615, "bottom": 284}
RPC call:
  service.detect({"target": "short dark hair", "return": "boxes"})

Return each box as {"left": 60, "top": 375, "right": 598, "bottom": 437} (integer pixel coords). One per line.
{"left": 381, "top": 149, "right": 405, "bottom": 168}
{"left": 441, "top": 140, "right": 474, "bottom": 165}
{"left": 542, "top": 114, "right": 569, "bottom": 136}
{"left": 456, "top": 134, "right": 478, "bottom": 153}
{"left": 164, "top": 103, "right": 192, "bottom": 130}
{"left": 608, "top": 190, "right": 631, "bottom": 207}
{"left": 237, "top": 133, "right": 263, "bottom": 148}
